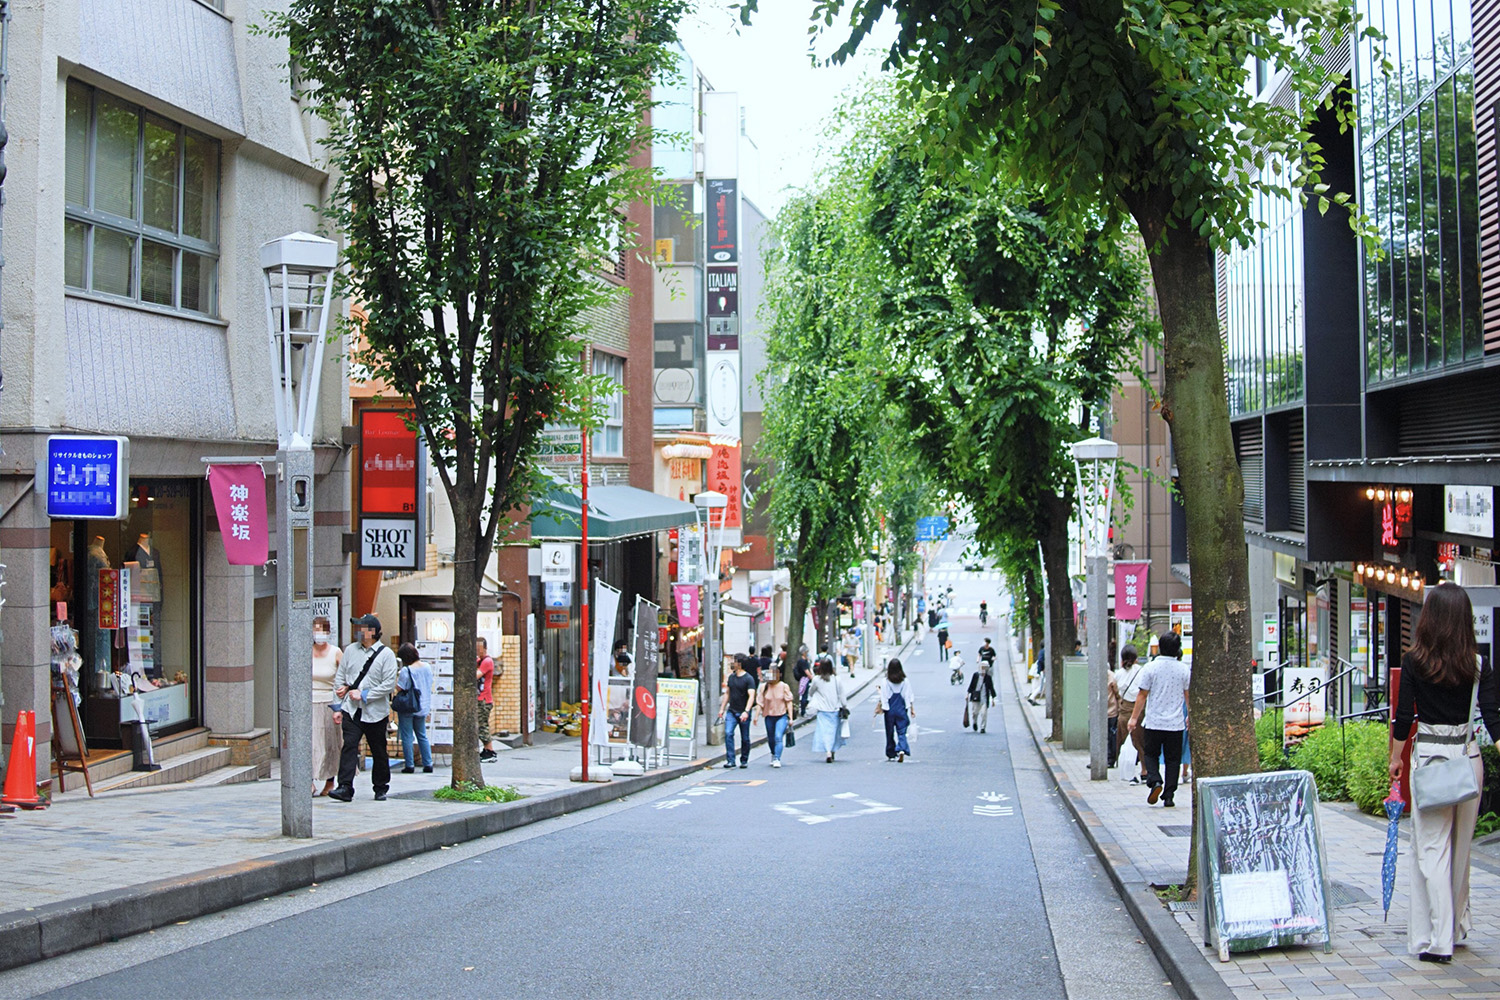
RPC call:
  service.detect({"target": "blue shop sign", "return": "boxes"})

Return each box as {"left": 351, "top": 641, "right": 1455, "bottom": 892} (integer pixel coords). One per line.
{"left": 46, "top": 436, "right": 130, "bottom": 520}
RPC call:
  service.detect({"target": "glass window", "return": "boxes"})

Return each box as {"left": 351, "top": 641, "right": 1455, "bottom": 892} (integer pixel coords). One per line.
{"left": 591, "top": 352, "right": 625, "bottom": 457}
{"left": 1456, "top": 68, "right": 1481, "bottom": 359}
{"left": 63, "top": 80, "right": 220, "bottom": 315}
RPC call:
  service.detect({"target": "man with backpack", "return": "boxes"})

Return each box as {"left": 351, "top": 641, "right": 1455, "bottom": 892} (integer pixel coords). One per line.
{"left": 330, "top": 614, "right": 400, "bottom": 802}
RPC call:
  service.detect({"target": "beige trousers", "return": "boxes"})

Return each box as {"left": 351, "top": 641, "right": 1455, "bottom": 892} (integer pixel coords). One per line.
{"left": 1409, "top": 731, "right": 1482, "bottom": 957}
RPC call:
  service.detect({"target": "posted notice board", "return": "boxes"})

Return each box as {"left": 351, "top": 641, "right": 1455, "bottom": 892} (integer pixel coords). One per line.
{"left": 1196, "top": 770, "right": 1333, "bottom": 960}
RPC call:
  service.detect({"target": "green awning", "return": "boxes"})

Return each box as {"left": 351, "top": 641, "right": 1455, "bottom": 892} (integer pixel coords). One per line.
{"left": 529, "top": 482, "right": 699, "bottom": 540}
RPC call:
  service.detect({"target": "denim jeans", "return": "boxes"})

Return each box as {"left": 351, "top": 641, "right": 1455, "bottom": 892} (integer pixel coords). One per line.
{"left": 724, "top": 710, "right": 752, "bottom": 763}
{"left": 398, "top": 713, "right": 432, "bottom": 769}
{"left": 764, "top": 714, "right": 788, "bottom": 760}
{"left": 884, "top": 711, "right": 910, "bottom": 759}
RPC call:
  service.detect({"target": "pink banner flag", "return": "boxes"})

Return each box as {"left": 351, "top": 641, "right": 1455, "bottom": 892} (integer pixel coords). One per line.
{"left": 673, "top": 584, "right": 700, "bottom": 630}
{"left": 208, "top": 464, "right": 269, "bottom": 566}
{"left": 1114, "top": 561, "right": 1150, "bottom": 621}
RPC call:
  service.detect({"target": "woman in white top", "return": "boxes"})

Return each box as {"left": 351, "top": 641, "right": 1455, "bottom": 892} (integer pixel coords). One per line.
{"left": 310, "top": 616, "right": 343, "bottom": 796}
{"left": 807, "top": 655, "right": 849, "bottom": 763}
{"left": 877, "top": 658, "right": 916, "bottom": 762}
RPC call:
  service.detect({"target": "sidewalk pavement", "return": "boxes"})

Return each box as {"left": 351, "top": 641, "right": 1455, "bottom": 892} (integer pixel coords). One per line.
{"left": 0, "top": 650, "right": 892, "bottom": 973}
{"left": 1004, "top": 638, "right": 1500, "bottom": 1000}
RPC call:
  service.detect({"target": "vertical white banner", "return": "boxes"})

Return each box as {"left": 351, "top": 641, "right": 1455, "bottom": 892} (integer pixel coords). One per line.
{"left": 526, "top": 612, "right": 537, "bottom": 732}
{"left": 590, "top": 583, "right": 622, "bottom": 746}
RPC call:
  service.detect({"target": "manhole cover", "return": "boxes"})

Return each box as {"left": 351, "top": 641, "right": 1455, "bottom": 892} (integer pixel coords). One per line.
{"left": 1158, "top": 825, "right": 1192, "bottom": 837}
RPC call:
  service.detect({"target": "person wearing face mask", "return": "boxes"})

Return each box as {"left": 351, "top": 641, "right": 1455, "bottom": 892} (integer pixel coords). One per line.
{"left": 310, "top": 616, "right": 343, "bottom": 797}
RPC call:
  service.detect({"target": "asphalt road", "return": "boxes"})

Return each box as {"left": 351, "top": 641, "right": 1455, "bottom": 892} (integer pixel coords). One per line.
{"left": 6, "top": 532, "right": 1178, "bottom": 1000}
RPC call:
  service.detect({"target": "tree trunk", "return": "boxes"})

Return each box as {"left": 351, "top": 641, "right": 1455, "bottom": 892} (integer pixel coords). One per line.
{"left": 449, "top": 487, "right": 483, "bottom": 788}
{"left": 1041, "top": 490, "right": 1078, "bottom": 742}
{"left": 786, "top": 573, "right": 810, "bottom": 679}
{"left": 1130, "top": 192, "right": 1258, "bottom": 895}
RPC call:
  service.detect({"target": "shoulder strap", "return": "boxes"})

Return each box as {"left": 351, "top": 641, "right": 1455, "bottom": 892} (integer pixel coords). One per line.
{"left": 350, "top": 646, "right": 381, "bottom": 692}
{"left": 1468, "top": 656, "right": 1482, "bottom": 741}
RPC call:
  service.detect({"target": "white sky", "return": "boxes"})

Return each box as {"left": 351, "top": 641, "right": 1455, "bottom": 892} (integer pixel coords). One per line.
{"left": 677, "top": 1, "right": 897, "bottom": 216}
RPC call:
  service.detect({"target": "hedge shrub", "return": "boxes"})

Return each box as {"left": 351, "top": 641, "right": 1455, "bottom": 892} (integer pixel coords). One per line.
{"left": 1256, "top": 710, "right": 1289, "bottom": 773}
{"left": 1341, "top": 722, "right": 1392, "bottom": 815}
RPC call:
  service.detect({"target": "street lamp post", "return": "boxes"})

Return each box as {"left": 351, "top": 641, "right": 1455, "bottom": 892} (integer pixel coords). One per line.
{"left": 695, "top": 490, "right": 728, "bottom": 746}
{"left": 861, "top": 559, "right": 877, "bottom": 670}
{"left": 1070, "top": 435, "right": 1119, "bottom": 782}
{"left": 261, "top": 232, "right": 338, "bottom": 838}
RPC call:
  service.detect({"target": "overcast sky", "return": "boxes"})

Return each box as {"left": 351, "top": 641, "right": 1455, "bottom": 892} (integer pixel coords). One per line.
{"left": 677, "top": 1, "right": 897, "bottom": 216}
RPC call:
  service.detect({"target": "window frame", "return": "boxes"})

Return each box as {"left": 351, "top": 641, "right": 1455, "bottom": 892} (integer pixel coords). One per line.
{"left": 591, "top": 351, "right": 626, "bottom": 458}
{"left": 64, "top": 80, "right": 222, "bottom": 317}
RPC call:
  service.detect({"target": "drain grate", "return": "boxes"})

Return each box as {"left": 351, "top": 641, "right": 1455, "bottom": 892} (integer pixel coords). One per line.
{"left": 1163, "top": 879, "right": 1372, "bottom": 912}
{"left": 1158, "top": 824, "right": 1192, "bottom": 837}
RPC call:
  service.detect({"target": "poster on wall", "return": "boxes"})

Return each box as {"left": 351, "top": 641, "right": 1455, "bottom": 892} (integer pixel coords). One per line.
{"left": 1169, "top": 600, "right": 1194, "bottom": 663}
{"left": 630, "top": 598, "right": 662, "bottom": 747}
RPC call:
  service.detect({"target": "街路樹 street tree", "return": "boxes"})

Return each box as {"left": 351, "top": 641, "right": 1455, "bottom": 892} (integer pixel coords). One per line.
{"left": 275, "top": 0, "right": 686, "bottom": 786}
{"left": 753, "top": 2, "right": 1361, "bottom": 879}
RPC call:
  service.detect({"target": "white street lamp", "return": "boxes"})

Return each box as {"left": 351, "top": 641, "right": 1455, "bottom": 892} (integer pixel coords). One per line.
{"left": 694, "top": 490, "right": 729, "bottom": 745}
{"left": 1070, "top": 435, "right": 1118, "bottom": 781}
{"left": 261, "top": 232, "right": 338, "bottom": 838}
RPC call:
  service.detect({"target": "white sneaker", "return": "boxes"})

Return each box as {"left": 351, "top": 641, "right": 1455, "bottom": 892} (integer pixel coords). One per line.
{"left": 771, "top": 760, "right": 781, "bottom": 768}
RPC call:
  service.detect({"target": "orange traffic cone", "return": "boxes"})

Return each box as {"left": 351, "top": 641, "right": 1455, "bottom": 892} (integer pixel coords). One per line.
{"left": 2, "top": 711, "right": 47, "bottom": 809}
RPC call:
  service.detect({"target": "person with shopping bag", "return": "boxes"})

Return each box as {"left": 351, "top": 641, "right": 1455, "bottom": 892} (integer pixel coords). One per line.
{"left": 966, "top": 660, "right": 996, "bottom": 733}
{"left": 1390, "top": 582, "right": 1500, "bottom": 964}
{"left": 877, "top": 658, "right": 915, "bottom": 761}
{"left": 807, "top": 655, "right": 849, "bottom": 763}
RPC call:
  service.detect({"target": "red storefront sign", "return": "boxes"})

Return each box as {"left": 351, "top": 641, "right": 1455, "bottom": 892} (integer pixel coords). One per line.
{"left": 706, "top": 442, "right": 742, "bottom": 530}
{"left": 207, "top": 464, "right": 270, "bottom": 566}
{"left": 360, "top": 410, "right": 419, "bottom": 514}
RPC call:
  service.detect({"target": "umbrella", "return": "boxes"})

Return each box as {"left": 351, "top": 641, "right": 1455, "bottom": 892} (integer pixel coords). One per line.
{"left": 1382, "top": 781, "right": 1406, "bottom": 921}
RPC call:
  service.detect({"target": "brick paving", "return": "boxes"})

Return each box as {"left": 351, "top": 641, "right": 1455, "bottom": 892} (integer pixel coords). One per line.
{"left": 1007, "top": 644, "right": 1500, "bottom": 998}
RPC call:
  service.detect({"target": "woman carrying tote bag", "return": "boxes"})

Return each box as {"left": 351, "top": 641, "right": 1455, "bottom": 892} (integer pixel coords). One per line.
{"left": 1389, "top": 582, "right": 1500, "bottom": 963}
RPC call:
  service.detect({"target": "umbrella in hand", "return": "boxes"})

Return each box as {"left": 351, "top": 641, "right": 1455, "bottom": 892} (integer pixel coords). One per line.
{"left": 1382, "top": 781, "right": 1406, "bottom": 922}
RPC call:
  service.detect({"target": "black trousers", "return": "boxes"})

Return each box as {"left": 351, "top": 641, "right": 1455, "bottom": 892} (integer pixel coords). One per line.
{"left": 1140, "top": 728, "right": 1183, "bottom": 802}
{"left": 338, "top": 713, "right": 390, "bottom": 795}
{"left": 1107, "top": 716, "right": 1119, "bottom": 767}
{"left": 937, "top": 631, "right": 949, "bottom": 660}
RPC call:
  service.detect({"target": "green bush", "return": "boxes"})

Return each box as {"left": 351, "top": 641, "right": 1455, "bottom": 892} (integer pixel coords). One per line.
{"left": 1256, "top": 710, "right": 1289, "bottom": 773}
{"left": 1290, "top": 723, "right": 1350, "bottom": 800}
{"left": 1342, "top": 722, "right": 1392, "bottom": 816}
{"left": 434, "top": 781, "right": 524, "bottom": 804}
{"left": 1255, "top": 708, "right": 1283, "bottom": 743}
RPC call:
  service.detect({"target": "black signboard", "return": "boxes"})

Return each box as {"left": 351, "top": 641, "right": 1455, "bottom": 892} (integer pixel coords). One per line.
{"left": 630, "top": 597, "right": 661, "bottom": 746}
{"left": 706, "top": 178, "right": 738, "bottom": 263}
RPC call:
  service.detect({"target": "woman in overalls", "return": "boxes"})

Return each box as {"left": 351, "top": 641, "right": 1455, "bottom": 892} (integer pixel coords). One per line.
{"left": 877, "top": 658, "right": 915, "bottom": 762}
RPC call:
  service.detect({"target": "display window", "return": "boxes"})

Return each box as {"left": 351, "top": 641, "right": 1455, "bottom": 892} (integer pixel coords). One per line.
{"left": 49, "top": 479, "right": 200, "bottom": 745}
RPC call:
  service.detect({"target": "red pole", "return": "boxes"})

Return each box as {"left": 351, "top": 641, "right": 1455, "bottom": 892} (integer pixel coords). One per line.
{"left": 579, "top": 350, "right": 591, "bottom": 783}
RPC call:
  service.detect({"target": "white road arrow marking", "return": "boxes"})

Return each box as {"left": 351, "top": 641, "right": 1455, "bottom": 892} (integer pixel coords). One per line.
{"left": 977, "top": 792, "right": 1010, "bottom": 803}
{"left": 654, "top": 799, "right": 690, "bottom": 810}
{"left": 773, "top": 793, "right": 903, "bottom": 825}
{"left": 973, "top": 805, "right": 1015, "bottom": 817}
{"left": 683, "top": 787, "right": 725, "bottom": 797}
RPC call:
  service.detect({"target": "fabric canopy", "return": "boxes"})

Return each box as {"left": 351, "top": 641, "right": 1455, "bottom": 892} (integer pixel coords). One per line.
{"left": 529, "top": 481, "right": 699, "bottom": 541}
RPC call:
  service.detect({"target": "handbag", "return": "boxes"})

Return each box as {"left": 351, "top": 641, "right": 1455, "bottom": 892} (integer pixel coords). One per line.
{"left": 839, "top": 718, "right": 851, "bottom": 740}
{"left": 392, "top": 665, "right": 421, "bottom": 715}
{"left": 963, "top": 703, "right": 971, "bottom": 728}
{"left": 785, "top": 725, "right": 796, "bottom": 748}
{"left": 1411, "top": 668, "right": 1482, "bottom": 811}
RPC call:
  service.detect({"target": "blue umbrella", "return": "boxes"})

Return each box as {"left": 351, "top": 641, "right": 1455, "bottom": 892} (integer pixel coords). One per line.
{"left": 1382, "top": 781, "right": 1406, "bottom": 921}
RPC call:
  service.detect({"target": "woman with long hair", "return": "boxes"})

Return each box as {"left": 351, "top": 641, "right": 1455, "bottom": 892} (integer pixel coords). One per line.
{"left": 807, "top": 655, "right": 848, "bottom": 763}
{"left": 877, "top": 658, "right": 915, "bottom": 762}
{"left": 755, "top": 665, "right": 794, "bottom": 768}
{"left": 1390, "top": 582, "right": 1500, "bottom": 963}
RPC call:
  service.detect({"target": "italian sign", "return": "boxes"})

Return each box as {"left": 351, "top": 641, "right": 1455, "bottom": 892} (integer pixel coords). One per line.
{"left": 207, "top": 463, "right": 269, "bottom": 566}
{"left": 46, "top": 435, "right": 130, "bottom": 520}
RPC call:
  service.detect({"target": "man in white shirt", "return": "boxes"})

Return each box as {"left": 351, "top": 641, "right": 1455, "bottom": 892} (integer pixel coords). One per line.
{"left": 330, "top": 614, "right": 400, "bottom": 802}
{"left": 1127, "top": 632, "right": 1190, "bottom": 808}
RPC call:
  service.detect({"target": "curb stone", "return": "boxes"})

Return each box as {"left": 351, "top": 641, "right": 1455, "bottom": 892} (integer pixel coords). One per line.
{"left": 1007, "top": 653, "right": 1235, "bottom": 1000}
{"left": 0, "top": 655, "right": 893, "bottom": 974}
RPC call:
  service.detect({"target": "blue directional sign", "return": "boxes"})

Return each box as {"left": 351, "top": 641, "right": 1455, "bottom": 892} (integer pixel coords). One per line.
{"left": 46, "top": 436, "right": 130, "bottom": 520}
{"left": 915, "top": 515, "right": 950, "bottom": 541}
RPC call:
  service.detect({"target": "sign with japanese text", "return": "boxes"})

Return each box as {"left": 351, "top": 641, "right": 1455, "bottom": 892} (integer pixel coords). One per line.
{"left": 915, "top": 516, "right": 949, "bottom": 541}
{"left": 207, "top": 464, "right": 269, "bottom": 566}
{"left": 630, "top": 597, "right": 661, "bottom": 747}
{"left": 46, "top": 436, "right": 129, "bottom": 520}
{"left": 1113, "top": 560, "right": 1150, "bottom": 621}
{"left": 706, "top": 441, "right": 743, "bottom": 531}
{"left": 673, "top": 583, "right": 700, "bottom": 629}
{"left": 750, "top": 596, "right": 772, "bottom": 622}
{"left": 540, "top": 542, "right": 574, "bottom": 581}
{"left": 98, "top": 568, "right": 121, "bottom": 629}
{"left": 706, "top": 179, "right": 738, "bottom": 262}
{"left": 359, "top": 410, "right": 420, "bottom": 514}
{"left": 1476, "top": 606, "right": 1493, "bottom": 645}
{"left": 1445, "top": 485, "right": 1494, "bottom": 538}
{"left": 1378, "top": 498, "right": 1413, "bottom": 551}
{"left": 658, "top": 677, "right": 698, "bottom": 742}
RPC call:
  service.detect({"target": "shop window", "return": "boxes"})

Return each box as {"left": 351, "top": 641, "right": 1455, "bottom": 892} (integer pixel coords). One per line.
{"left": 49, "top": 480, "right": 199, "bottom": 743}
{"left": 64, "top": 80, "right": 221, "bottom": 316}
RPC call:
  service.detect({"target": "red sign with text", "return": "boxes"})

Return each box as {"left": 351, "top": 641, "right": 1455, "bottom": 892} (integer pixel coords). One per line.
{"left": 208, "top": 463, "right": 270, "bottom": 566}
{"left": 706, "top": 442, "right": 742, "bottom": 530}
{"left": 98, "top": 569, "right": 120, "bottom": 629}
{"left": 360, "top": 410, "right": 419, "bottom": 514}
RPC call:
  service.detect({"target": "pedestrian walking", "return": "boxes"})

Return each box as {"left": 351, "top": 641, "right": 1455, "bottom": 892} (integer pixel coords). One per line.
{"left": 1115, "top": 645, "right": 1147, "bottom": 782}
{"left": 394, "top": 642, "right": 434, "bottom": 774}
{"left": 476, "top": 637, "right": 498, "bottom": 762}
{"left": 1027, "top": 643, "right": 1046, "bottom": 705}
{"left": 756, "top": 665, "right": 794, "bottom": 768}
{"left": 1106, "top": 660, "right": 1121, "bottom": 768}
{"left": 329, "top": 614, "right": 399, "bottom": 803}
{"left": 967, "top": 661, "right": 996, "bottom": 733}
{"left": 719, "top": 655, "right": 758, "bottom": 769}
{"left": 310, "top": 615, "right": 342, "bottom": 797}
{"left": 792, "top": 644, "right": 812, "bottom": 718}
{"left": 1125, "top": 633, "right": 1189, "bottom": 807}
{"left": 1389, "top": 582, "right": 1500, "bottom": 963}
{"left": 878, "top": 658, "right": 915, "bottom": 762}
{"left": 808, "top": 655, "right": 849, "bottom": 763}
{"left": 937, "top": 617, "right": 951, "bottom": 662}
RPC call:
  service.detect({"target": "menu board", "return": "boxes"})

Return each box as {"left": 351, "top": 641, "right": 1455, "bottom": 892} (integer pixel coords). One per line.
{"left": 416, "top": 639, "right": 456, "bottom": 747}
{"left": 1196, "top": 770, "right": 1332, "bottom": 960}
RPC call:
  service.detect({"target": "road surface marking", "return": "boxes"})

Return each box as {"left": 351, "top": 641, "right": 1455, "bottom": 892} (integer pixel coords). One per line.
{"left": 773, "top": 793, "right": 903, "bottom": 825}
{"left": 683, "top": 787, "right": 725, "bottom": 797}
{"left": 977, "top": 792, "right": 1010, "bottom": 803}
{"left": 654, "top": 799, "right": 690, "bottom": 810}
{"left": 973, "top": 805, "right": 1015, "bottom": 817}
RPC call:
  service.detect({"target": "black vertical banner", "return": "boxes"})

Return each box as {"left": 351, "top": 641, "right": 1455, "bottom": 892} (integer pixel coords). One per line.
{"left": 706, "top": 179, "right": 738, "bottom": 263}
{"left": 631, "top": 598, "right": 661, "bottom": 747}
